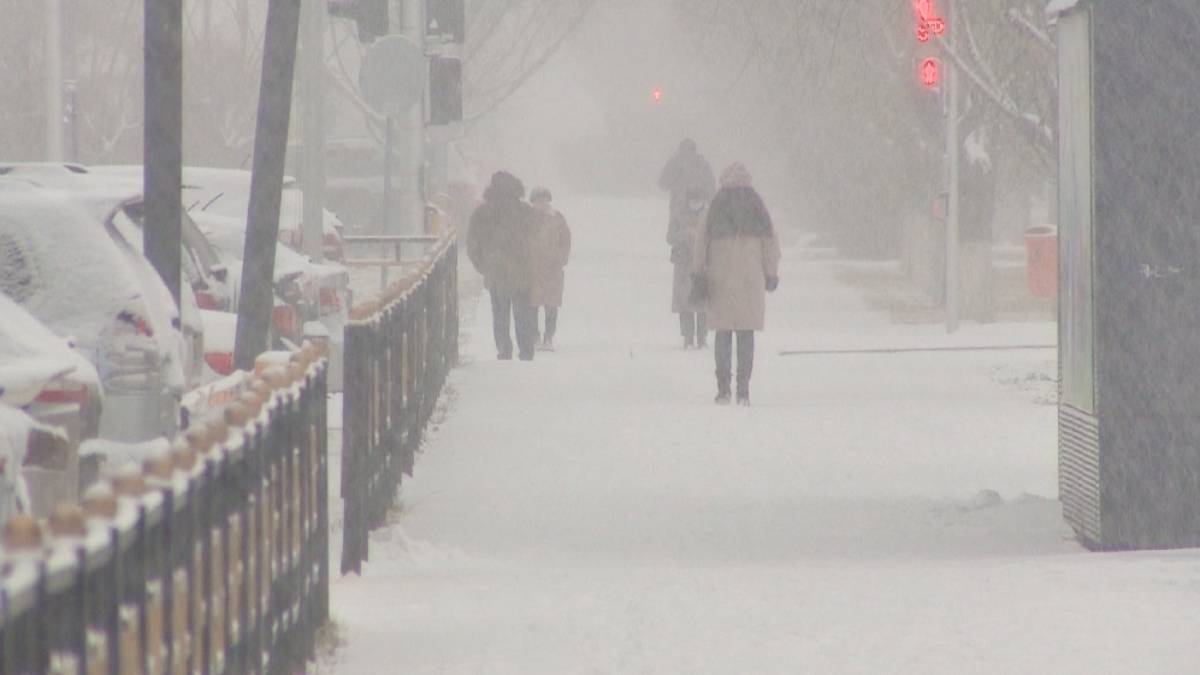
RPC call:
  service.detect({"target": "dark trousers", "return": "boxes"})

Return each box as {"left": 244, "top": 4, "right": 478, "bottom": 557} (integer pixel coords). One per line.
{"left": 714, "top": 330, "right": 754, "bottom": 396}
{"left": 491, "top": 289, "right": 537, "bottom": 359}
{"left": 540, "top": 307, "right": 559, "bottom": 341}
{"left": 680, "top": 312, "right": 707, "bottom": 345}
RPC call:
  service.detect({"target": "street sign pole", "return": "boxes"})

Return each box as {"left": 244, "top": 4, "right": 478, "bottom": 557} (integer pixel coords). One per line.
{"left": 358, "top": 33, "right": 426, "bottom": 235}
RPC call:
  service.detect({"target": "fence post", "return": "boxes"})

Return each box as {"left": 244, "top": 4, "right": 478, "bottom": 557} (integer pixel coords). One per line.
{"left": 341, "top": 323, "right": 366, "bottom": 575}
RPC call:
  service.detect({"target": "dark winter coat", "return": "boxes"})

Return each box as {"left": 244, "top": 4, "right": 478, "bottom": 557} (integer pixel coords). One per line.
{"left": 669, "top": 205, "right": 705, "bottom": 313}
{"left": 693, "top": 186, "right": 781, "bottom": 331}
{"left": 658, "top": 145, "right": 716, "bottom": 220}
{"left": 467, "top": 173, "right": 537, "bottom": 294}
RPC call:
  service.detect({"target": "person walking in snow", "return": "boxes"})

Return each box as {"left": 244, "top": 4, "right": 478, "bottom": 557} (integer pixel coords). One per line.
{"left": 467, "top": 171, "right": 539, "bottom": 361}
{"left": 692, "top": 162, "right": 781, "bottom": 405}
{"left": 669, "top": 187, "right": 709, "bottom": 348}
{"left": 528, "top": 187, "right": 572, "bottom": 351}
{"left": 658, "top": 138, "right": 716, "bottom": 233}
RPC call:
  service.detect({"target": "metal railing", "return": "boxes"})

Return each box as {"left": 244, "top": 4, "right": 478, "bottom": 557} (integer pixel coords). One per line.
{"left": 340, "top": 235, "right": 458, "bottom": 575}
{"left": 342, "top": 234, "right": 442, "bottom": 292}
{"left": 0, "top": 345, "right": 330, "bottom": 675}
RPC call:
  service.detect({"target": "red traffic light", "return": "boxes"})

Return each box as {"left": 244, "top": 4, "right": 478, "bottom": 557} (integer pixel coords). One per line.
{"left": 652, "top": 88, "right": 663, "bottom": 103}
{"left": 913, "top": 0, "right": 945, "bottom": 42}
{"left": 920, "top": 58, "right": 941, "bottom": 89}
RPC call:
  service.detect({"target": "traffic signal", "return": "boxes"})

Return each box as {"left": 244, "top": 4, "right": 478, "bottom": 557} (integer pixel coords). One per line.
{"left": 426, "top": 0, "right": 466, "bottom": 44}
{"left": 329, "top": 0, "right": 388, "bottom": 43}
{"left": 652, "top": 87, "right": 663, "bottom": 103}
{"left": 920, "top": 58, "right": 941, "bottom": 90}
{"left": 429, "top": 56, "right": 463, "bottom": 125}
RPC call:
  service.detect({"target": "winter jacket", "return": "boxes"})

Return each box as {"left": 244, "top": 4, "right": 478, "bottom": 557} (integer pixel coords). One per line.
{"left": 669, "top": 207, "right": 705, "bottom": 313}
{"left": 693, "top": 186, "right": 782, "bottom": 331}
{"left": 467, "top": 174, "right": 537, "bottom": 295}
{"left": 529, "top": 210, "right": 572, "bottom": 308}
{"left": 658, "top": 148, "right": 716, "bottom": 220}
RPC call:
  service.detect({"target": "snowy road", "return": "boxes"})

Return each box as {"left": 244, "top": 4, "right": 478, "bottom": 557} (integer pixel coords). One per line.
{"left": 324, "top": 197, "right": 1200, "bottom": 674}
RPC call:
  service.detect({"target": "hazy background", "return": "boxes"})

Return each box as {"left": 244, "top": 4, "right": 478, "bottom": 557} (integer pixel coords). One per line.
{"left": 0, "top": 0, "right": 1056, "bottom": 257}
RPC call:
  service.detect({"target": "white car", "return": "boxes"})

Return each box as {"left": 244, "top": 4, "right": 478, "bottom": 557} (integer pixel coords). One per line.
{"left": 0, "top": 189, "right": 185, "bottom": 443}
{"left": 0, "top": 293, "right": 102, "bottom": 514}
{"left": 0, "top": 404, "right": 71, "bottom": 525}
{"left": 91, "top": 165, "right": 347, "bottom": 261}
{"left": 193, "top": 211, "right": 349, "bottom": 388}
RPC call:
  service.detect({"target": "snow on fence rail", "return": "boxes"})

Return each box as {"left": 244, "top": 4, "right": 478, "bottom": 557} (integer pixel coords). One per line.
{"left": 340, "top": 234, "right": 459, "bottom": 575}
{"left": 0, "top": 344, "right": 330, "bottom": 675}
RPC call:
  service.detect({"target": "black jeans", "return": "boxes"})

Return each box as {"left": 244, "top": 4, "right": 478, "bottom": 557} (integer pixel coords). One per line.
{"left": 680, "top": 312, "right": 707, "bottom": 345}
{"left": 714, "top": 330, "right": 754, "bottom": 396}
{"left": 540, "top": 307, "right": 559, "bottom": 342}
{"left": 491, "top": 289, "right": 537, "bottom": 359}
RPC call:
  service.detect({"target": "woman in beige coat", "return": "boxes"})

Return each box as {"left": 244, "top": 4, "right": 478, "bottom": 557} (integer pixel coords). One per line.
{"left": 693, "top": 163, "right": 781, "bottom": 405}
{"left": 528, "top": 187, "right": 572, "bottom": 350}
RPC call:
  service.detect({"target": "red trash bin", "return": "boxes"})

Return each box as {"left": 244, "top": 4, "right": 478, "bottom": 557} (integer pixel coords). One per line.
{"left": 1024, "top": 226, "right": 1057, "bottom": 298}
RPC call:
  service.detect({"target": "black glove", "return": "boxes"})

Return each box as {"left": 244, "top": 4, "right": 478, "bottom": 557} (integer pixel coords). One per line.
{"left": 766, "top": 275, "right": 779, "bottom": 292}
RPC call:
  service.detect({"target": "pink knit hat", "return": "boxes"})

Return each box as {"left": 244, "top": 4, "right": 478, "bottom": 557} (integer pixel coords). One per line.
{"left": 720, "top": 162, "right": 753, "bottom": 188}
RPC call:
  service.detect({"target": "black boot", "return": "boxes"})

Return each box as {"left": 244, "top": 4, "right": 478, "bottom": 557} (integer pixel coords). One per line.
{"left": 715, "top": 330, "right": 733, "bottom": 404}
{"left": 681, "top": 313, "right": 695, "bottom": 349}
{"left": 735, "top": 330, "right": 754, "bottom": 405}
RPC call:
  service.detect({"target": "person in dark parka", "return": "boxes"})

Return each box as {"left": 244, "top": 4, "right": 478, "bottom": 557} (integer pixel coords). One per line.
{"left": 658, "top": 138, "right": 716, "bottom": 230}
{"left": 467, "top": 171, "right": 539, "bottom": 360}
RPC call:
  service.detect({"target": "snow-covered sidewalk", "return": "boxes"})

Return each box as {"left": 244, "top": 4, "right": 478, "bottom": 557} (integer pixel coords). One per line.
{"left": 324, "top": 197, "right": 1200, "bottom": 674}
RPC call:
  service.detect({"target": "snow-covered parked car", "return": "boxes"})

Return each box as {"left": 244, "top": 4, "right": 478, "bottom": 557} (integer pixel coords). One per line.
{"left": 92, "top": 165, "right": 347, "bottom": 261}
{"left": 59, "top": 187, "right": 208, "bottom": 389}
{"left": 0, "top": 404, "right": 71, "bottom": 525}
{"left": 121, "top": 198, "right": 235, "bottom": 312}
{"left": 0, "top": 189, "right": 186, "bottom": 443}
{"left": 192, "top": 211, "right": 349, "bottom": 388}
{"left": 4, "top": 163, "right": 237, "bottom": 313}
{"left": 182, "top": 167, "right": 347, "bottom": 261}
{"left": 197, "top": 308, "right": 238, "bottom": 379}
{"left": 0, "top": 293, "right": 102, "bottom": 514}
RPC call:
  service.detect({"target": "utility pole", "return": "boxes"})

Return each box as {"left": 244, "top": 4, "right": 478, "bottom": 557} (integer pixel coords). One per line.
{"left": 302, "top": 0, "right": 327, "bottom": 262}
{"left": 235, "top": 0, "right": 303, "bottom": 369}
{"left": 45, "top": 0, "right": 64, "bottom": 160}
{"left": 945, "top": 0, "right": 961, "bottom": 334}
{"left": 144, "top": 0, "right": 184, "bottom": 308}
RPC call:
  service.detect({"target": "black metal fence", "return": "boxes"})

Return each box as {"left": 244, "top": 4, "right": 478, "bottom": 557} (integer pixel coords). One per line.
{"left": 340, "top": 237, "right": 459, "bottom": 575}
{"left": 0, "top": 347, "right": 329, "bottom": 675}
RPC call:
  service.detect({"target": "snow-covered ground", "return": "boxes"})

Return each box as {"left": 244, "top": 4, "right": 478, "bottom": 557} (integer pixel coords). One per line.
{"left": 322, "top": 197, "right": 1200, "bottom": 674}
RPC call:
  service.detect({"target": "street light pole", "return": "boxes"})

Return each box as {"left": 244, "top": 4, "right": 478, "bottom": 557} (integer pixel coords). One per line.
{"left": 399, "top": 0, "right": 426, "bottom": 235}
{"left": 45, "top": 0, "right": 64, "bottom": 161}
{"left": 945, "top": 0, "right": 961, "bottom": 334}
{"left": 235, "top": 0, "right": 304, "bottom": 369}
{"left": 144, "top": 0, "right": 184, "bottom": 307}
{"left": 302, "top": 0, "right": 327, "bottom": 262}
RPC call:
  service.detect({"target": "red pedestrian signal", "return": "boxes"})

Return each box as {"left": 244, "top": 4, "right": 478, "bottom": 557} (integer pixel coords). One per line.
{"left": 913, "top": 0, "right": 946, "bottom": 42}
{"left": 652, "top": 88, "right": 663, "bottom": 103}
{"left": 920, "top": 58, "right": 941, "bottom": 89}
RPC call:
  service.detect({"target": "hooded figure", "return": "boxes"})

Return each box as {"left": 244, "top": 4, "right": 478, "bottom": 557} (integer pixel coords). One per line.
{"left": 693, "top": 162, "right": 782, "bottom": 404}
{"left": 468, "top": 171, "right": 539, "bottom": 360}
{"left": 658, "top": 138, "right": 716, "bottom": 225}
